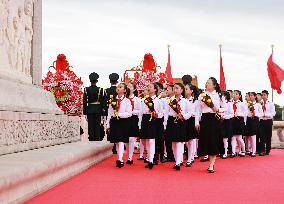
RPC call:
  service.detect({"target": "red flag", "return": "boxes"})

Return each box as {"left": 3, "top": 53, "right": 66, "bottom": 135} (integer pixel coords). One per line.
{"left": 267, "top": 54, "right": 284, "bottom": 94}
{"left": 220, "top": 54, "right": 226, "bottom": 91}
{"left": 165, "top": 47, "right": 174, "bottom": 84}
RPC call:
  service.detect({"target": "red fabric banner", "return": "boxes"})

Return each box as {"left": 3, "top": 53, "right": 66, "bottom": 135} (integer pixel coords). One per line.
{"left": 267, "top": 54, "right": 284, "bottom": 94}
{"left": 165, "top": 48, "right": 174, "bottom": 84}
{"left": 220, "top": 55, "right": 226, "bottom": 91}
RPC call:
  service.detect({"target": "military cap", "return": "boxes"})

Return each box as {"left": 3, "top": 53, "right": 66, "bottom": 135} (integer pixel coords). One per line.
{"left": 109, "top": 73, "right": 119, "bottom": 81}
{"left": 182, "top": 75, "right": 192, "bottom": 84}
{"left": 89, "top": 72, "right": 99, "bottom": 81}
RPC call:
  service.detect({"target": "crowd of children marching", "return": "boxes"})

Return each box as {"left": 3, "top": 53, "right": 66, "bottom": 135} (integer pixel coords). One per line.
{"left": 104, "top": 75, "right": 276, "bottom": 173}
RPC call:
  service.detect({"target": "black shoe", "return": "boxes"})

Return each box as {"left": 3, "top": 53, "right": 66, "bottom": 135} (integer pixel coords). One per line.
{"left": 137, "top": 157, "right": 144, "bottom": 161}
{"left": 145, "top": 162, "right": 154, "bottom": 169}
{"left": 221, "top": 155, "right": 228, "bottom": 159}
{"left": 246, "top": 151, "right": 252, "bottom": 155}
{"left": 160, "top": 157, "right": 167, "bottom": 163}
{"left": 153, "top": 160, "right": 159, "bottom": 165}
{"left": 180, "top": 162, "right": 184, "bottom": 166}
{"left": 116, "top": 160, "right": 120, "bottom": 167}
{"left": 250, "top": 154, "right": 256, "bottom": 157}
{"left": 207, "top": 166, "right": 214, "bottom": 173}
{"left": 208, "top": 169, "right": 215, "bottom": 173}
{"left": 259, "top": 152, "right": 266, "bottom": 156}
{"left": 126, "top": 159, "right": 133, "bottom": 165}
{"left": 116, "top": 161, "right": 124, "bottom": 168}
{"left": 230, "top": 153, "right": 236, "bottom": 158}
{"left": 200, "top": 157, "right": 209, "bottom": 162}
{"left": 144, "top": 158, "right": 149, "bottom": 163}
{"left": 173, "top": 164, "right": 181, "bottom": 171}
{"left": 265, "top": 152, "right": 270, "bottom": 155}
{"left": 239, "top": 153, "right": 245, "bottom": 157}
{"left": 194, "top": 155, "right": 199, "bottom": 159}
{"left": 186, "top": 162, "right": 192, "bottom": 167}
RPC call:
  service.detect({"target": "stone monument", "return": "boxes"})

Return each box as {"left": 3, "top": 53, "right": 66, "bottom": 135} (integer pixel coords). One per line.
{"left": 0, "top": 0, "right": 80, "bottom": 155}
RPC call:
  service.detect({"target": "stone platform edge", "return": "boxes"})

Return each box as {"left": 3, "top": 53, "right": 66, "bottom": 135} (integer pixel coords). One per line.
{"left": 0, "top": 111, "right": 80, "bottom": 155}
{"left": 0, "top": 142, "right": 113, "bottom": 204}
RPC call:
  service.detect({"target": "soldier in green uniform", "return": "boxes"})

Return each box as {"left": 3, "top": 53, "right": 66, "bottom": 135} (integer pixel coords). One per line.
{"left": 104, "top": 73, "right": 119, "bottom": 105}
{"left": 83, "top": 72, "right": 105, "bottom": 141}
{"left": 104, "top": 73, "right": 119, "bottom": 154}
{"left": 182, "top": 74, "right": 192, "bottom": 85}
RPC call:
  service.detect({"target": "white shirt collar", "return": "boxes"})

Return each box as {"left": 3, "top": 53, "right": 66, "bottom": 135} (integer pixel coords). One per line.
{"left": 117, "top": 95, "right": 125, "bottom": 100}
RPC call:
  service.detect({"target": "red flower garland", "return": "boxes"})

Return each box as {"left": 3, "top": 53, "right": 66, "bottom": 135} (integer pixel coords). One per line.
{"left": 42, "top": 54, "right": 83, "bottom": 115}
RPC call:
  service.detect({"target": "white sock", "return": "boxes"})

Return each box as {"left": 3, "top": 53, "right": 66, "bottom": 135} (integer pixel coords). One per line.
{"left": 176, "top": 142, "right": 183, "bottom": 165}
{"left": 164, "top": 142, "right": 167, "bottom": 158}
{"left": 251, "top": 135, "right": 256, "bottom": 154}
{"left": 172, "top": 142, "right": 177, "bottom": 162}
{"left": 187, "top": 140, "right": 194, "bottom": 162}
{"left": 147, "top": 139, "right": 155, "bottom": 163}
{"left": 117, "top": 142, "right": 124, "bottom": 162}
{"left": 193, "top": 139, "right": 198, "bottom": 158}
{"left": 231, "top": 136, "right": 237, "bottom": 154}
{"left": 223, "top": 138, "right": 228, "bottom": 156}
{"left": 128, "top": 137, "right": 136, "bottom": 160}
{"left": 140, "top": 139, "right": 145, "bottom": 158}
{"left": 236, "top": 135, "right": 245, "bottom": 153}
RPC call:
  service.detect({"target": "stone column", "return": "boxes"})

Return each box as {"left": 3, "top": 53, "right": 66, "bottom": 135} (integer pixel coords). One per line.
{"left": 31, "top": 0, "right": 42, "bottom": 86}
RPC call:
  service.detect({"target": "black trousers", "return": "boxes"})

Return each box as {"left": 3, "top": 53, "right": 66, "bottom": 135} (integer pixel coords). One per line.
{"left": 259, "top": 119, "right": 273, "bottom": 154}
{"left": 256, "top": 126, "right": 261, "bottom": 153}
{"left": 87, "top": 113, "right": 102, "bottom": 141}
{"left": 154, "top": 118, "right": 165, "bottom": 161}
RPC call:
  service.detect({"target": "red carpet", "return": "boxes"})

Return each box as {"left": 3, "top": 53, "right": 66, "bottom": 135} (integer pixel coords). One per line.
{"left": 27, "top": 150, "right": 284, "bottom": 204}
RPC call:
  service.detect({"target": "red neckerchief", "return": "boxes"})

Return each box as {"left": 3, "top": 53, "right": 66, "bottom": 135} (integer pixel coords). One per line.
{"left": 116, "top": 95, "right": 125, "bottom": 112}
{"left": 263, "top": 100, "right": 267, "bottom": 112}
{"left": 233, "top": 100, "right": 239, "bottom": 114}
{"left": 129, "top": 95, "right": 135, "bottom": 111}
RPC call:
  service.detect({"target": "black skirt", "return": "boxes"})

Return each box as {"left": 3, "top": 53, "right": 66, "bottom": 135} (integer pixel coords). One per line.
{"left": 129, "top": 115, "right": 140, "bottom": 137}
{"left": 232, "top": 117, "right": 245, "bottom": 135}
{"left": 140, "top": 114, "right": 158, "bottom": 139}
{"left": 246, "top": 117, "right": 259, "bottom": 136}
{"left": 108, "top": 117, "right": 130, "bottom": 143}
{"left": 166, "top": 116, "right": 188, "bottom": 142}
{"left": 220, "top": 119, "right": 233, "bottom": 138}
{"left": 187, "top": 117, "right": 197, "bottom": 140}
{"left": 198, "top": 113, "right": 221, "bottom": 156}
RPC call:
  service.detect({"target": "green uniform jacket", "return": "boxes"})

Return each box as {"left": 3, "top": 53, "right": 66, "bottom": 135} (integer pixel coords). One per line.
{"left": 83, "top": 85, "right": 105, "bottom": 115}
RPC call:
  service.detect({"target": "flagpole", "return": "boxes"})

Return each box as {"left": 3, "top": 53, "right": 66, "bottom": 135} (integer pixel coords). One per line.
{"left": 219, "top": 44, "right": 222, "bottom": 57}
{"left": 271, "top": 44, "right": 274, "bottom": 102}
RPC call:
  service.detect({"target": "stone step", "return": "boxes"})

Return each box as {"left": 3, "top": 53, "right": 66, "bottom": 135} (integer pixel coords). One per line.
{"left": 0, "top": 141, "right": 112, "bottom": 204}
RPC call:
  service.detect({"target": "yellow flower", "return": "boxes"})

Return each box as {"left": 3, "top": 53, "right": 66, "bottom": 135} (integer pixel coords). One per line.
{"left": 148, "top": 103, "right": 153, "bottom": 107}
{"left": 112, "top": 102, "right": 117, "bottom": 106}
{"left": 200, "top": 93, "right": 206, "bottom": 97}
{"left": 144, "top": 100, "right": 148, "bottom": 103}
{"left": 172, "top": 105, "right": 177, "bottom": 108}
{"left": 110, "top": 95, "right": 113, "bottom": 98}
{"left": 207, "top": 99, "right": 212, "bottom": 103}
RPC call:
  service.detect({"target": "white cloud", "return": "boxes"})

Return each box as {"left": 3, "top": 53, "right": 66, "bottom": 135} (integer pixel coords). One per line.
{"left": 43, "top": 0, "right": 284, "bottom": 105}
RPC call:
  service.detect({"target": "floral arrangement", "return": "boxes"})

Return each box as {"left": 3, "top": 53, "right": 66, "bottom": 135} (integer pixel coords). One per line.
{"left": 199, "top": 93, "right": 214, "bottom": 108}
{"left": 199, "top": 93, "right": 222, "bottom": 120}
{"left": 169, "top": 98, "right": 183, "bottom": 123}
{"left": 144, "top": 96, "right": 157, "bottom": 121}
{"left": 247, "top": 101, "right": 255, "bottom": 116}
{"left": 109, "top": 95, "right": 119, "bottom": 119}
{"left": 42, "top": 54, "right": 83, "bottom": 115}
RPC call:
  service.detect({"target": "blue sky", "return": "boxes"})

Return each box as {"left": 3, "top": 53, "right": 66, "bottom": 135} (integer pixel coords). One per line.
{"left": 43, "top": 0, "right": 284, "bottom": 105}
